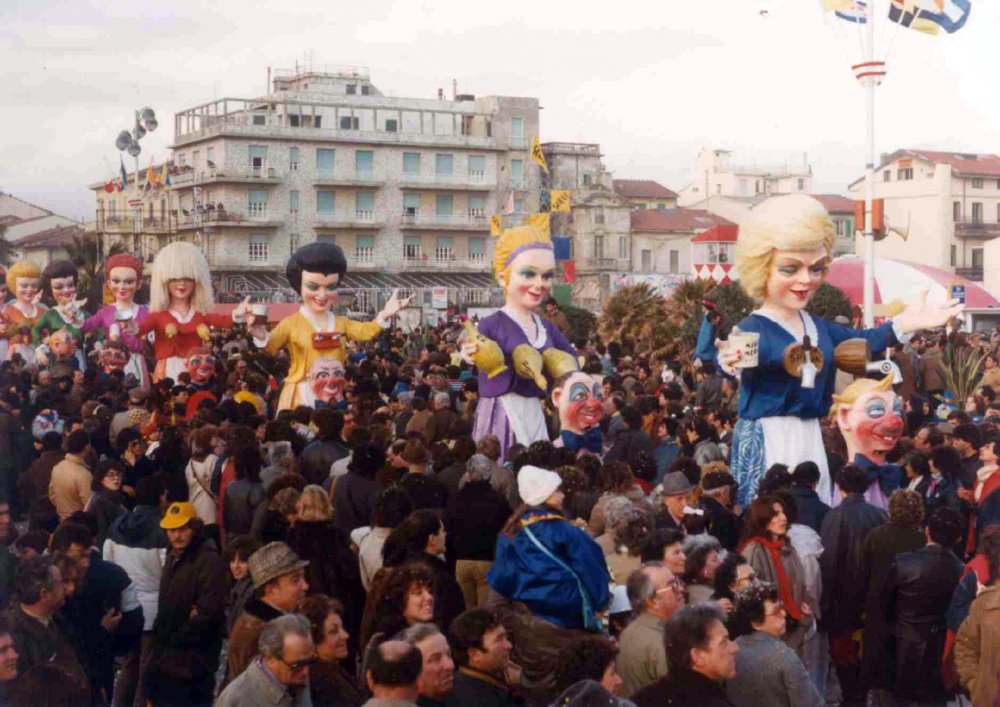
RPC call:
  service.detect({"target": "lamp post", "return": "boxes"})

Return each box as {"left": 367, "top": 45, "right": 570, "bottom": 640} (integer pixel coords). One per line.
{"left": 114, "top": 107, "right": 158, "bottom": 258}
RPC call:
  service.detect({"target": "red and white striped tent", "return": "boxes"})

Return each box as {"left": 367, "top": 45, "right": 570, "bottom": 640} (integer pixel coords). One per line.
{"left": 826, "top": 255, "right": 1000, "bottom": 324}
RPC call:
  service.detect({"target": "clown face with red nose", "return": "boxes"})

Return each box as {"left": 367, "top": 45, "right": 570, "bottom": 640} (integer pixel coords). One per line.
{"left": 308, "top": 357, "right": 346, "bottom": 407}
{"left": 552, "top": 370, "right": 604, "bottom": 454}
{"left": 99, "top": 341, "right": 130, "bottom": 375}
{"left": 184, "top": 347, "right": 216, "bottom": 388}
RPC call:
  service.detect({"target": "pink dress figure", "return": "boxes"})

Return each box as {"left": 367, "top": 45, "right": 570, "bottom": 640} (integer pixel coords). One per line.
{"left": 83, "top": 254, "right": 151, "bottom": 391}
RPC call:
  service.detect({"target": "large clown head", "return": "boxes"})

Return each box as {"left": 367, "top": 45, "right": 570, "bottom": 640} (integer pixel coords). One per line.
{"left": 184, "top": 347, "right": 216, "bottom": 386}
{"left": 48, "top": 328, "right": 77, "bottom": 361}
{"left": 308, "top": 357, "right": 347, "bottom": 404}
{"left": 100, "top": 341, "right": 130, "bottom": 374}
{"left": 831, "top": 374, "right": 903, "bottom": 464}
{"left": 551, "top": 370, "right": 604, "bottom": 435}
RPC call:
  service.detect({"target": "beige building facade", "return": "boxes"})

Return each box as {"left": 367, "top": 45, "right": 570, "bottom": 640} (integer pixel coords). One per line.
{"left": 678, "top": 147, "right": 812, "bottom": 207}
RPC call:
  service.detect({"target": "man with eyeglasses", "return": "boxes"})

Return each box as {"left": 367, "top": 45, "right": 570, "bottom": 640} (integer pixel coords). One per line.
{"left": 217, "top": 613, "right": 315, "bottom": 707}
{"left": 726, "top": 582, "right": 823, "bottom": 707}
{"left": 617, "top": 561, "right": 686, "bottom": 698}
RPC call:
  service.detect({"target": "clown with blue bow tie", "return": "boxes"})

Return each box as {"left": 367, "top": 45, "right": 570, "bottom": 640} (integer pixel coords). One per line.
{"left": 552, "top": 370, "right": 604, "bottom": 455}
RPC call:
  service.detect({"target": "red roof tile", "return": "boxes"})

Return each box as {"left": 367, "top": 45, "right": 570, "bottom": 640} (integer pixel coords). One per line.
{"left": 15, "top": 224, "right": 84, "bottom": 249}
{"left": 810, "top": 194, "right": 855, "bottom": 214}
{"left": 631, "top": 209, "right": 732, "bottom": 233}
{"left": 613, "top": 179, "right": 678, "bottom": 200}
{"left": 905, "top": 149, "right": 1000, "bottom": 177}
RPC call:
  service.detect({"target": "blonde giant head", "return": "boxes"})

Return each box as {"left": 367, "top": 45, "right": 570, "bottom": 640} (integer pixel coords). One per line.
{"left": 829, "top": 373, "right": 894, "bottom": 422}
{"left": 735, "top": 194, "right": 836, "bottom": 303}
{"left": 492, "top": 225, "right": 553, "bottom": 293}
{"left": 6, "top": 259, "right": 41, "bottom": 294}
{"left": 150, "top": 241, "right": 214, "bottom": 313}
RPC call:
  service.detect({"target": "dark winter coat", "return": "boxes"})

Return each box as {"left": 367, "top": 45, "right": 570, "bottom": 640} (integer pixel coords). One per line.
{"left": 331, "top": 472, "right": 380, "bottom": 533}
{"left": 633, "top": 666, "right": 735, "bottom": 707}
{"left": 789, "top": 485, "right": 830, "bottom": 534}
{"left": 443, "top": 480, "right": 511, "bottom": 562}
{"left": 299, "top": 438, "right": 349, "bottom": 486}
{"left": 223, "top": 479, "right": 266, "bottom": 537}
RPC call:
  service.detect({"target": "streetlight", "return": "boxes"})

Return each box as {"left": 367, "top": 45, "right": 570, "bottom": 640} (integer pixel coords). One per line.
{"left": 114, "top": 107, "right": 158, "bottom": 256}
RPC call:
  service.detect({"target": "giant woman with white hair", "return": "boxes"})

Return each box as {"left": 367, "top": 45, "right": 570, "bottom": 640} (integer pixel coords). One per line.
{"left": 720, "top": 195, "right": 960, "bottom": 506}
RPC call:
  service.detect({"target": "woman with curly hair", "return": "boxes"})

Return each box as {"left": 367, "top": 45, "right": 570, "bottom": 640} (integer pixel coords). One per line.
{"left": 360, "top": 562, "right": 437, "bottom": 649}
{"left": 596, "top": 497, "right": 654, "bottom": 586}
{"left": 300, "top": 594, "right": 364, "bottom": 707}
{"left": 588, "top": 460, "right": 646, "bottom": 536}
{"left": 683, "top": 538, "right": 724, "bottom": 607}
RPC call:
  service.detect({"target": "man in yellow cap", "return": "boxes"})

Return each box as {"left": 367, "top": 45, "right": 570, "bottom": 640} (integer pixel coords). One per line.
{"left": 149, "top": 502, "right": 228, "bottom": 705}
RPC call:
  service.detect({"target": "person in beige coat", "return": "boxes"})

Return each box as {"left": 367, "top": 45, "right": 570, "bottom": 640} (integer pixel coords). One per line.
{"left": 48, "top": 431, "right": 92, "bottom": 520}
{"left": 955, "top": 582, "right": 1000, "bottom": 707}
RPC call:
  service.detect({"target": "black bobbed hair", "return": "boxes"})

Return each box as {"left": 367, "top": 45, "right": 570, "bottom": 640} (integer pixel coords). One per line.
{"left": 286, "top": 242, "right": 348, "bottom": 292}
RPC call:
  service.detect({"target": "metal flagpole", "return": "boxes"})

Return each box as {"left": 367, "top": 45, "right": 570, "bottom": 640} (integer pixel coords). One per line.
{"left": 860, "top": 1, "right": 881, "bottom": 328}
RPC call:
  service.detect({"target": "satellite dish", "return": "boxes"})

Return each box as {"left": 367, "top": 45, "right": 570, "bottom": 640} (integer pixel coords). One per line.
{"left": 144, "top": 117, "right": 158, "bottom": 132}
{"left": 115, "top": 131, "right": 132, "bottom": 151}
{"left": 127, "top": 141, "right": 141, "bottom": 157}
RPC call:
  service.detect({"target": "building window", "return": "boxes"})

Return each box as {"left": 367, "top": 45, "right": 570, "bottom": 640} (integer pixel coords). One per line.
{"left": 339, "top": 116, "right": 360, "bottom": 130}
{"left": 289, "top": 147, "right": 299, "bottom": 171}
{"left": 514, "top": 198, "right": 525, "bottom": 214}
{"left": 403, "top": 193, "right": 421, "bottom": 216}
{"left": 954, "top": 201, "right": 962, "bottom": 221}
{"left": 641, "top": 250, "right": 652, "bottom": 272}
{"left": 755, "top": 180, "right": 761, "bottom": 194}
{"left": 510, "top": 159, "right": 523, "bottom": 187}
{"left": 404, "top": 235, "right": 422, "bottom": 259}
{"left": 593, "top": 236, "right": 604, "bottom": 259}
{"left": 739, "top": 179, "right": 748, "bottom": 195}
{"left": 618, "top": 237, "right": 627, "bottom": 259}
{"left": 248, "top": 235, "right": 268, "bottom": 262}
{"left": 436, "top": 194, "right": 453, "bottom": 216}
{"left": 247, "top": 190, "right": 268, "bottom": 217}
{"left": 582, "top": 173, "right": 593, "bottom": 187}
{"left": 669, "top": 250, "right": 680, "bottom": 274}
{"left": 206, "top": 147, "right": 215, "bottom": 168}
{"left": 973, "top": 247, "right": 984, "bottom": 268}
{"left": 289, "top": 233, "right": 299, "bottom": 252}
{"left": 897, "top": 168, "right": 913, "bottom": 181}
{"left": 316, "top": 191, "right": 335, "bottom": 215}
{"left": 835, "top": 219, "right": 844, "bottom": 237}
{"left": 436, "top": 154, "right": 454, "bottom": 176}
{"left": 356, "top": 192, "right": 374, "bottom": 219}
{"left": 511, "top": 117, "right": 524, "bottom": 143}
{"left": 249, "top": 146, "right": 267, "bottom": 176}
{"left": 797, "top": 178, "right": 805, "bottom": 190}
{"left": 950, "top": 244, "right": 957, "bottom": 266}
{"left": 355, "top": 234, "right": 374, "bottom": 262}
{"left": 468, "top": 155, "right": 485, "bottom": 178}
{"left": 316, "top": 234, "right": 336, "bottom": 245}
{"left": 997, "top": 203, "right": 1000, "bottom": 222}
{"left": 972, "top": 178, "right": 984, "bottom": 189}
{"left": 361, "top": 84, "right": 371, "bottom": 96}
{"left": 252, "top": 114, "right": 266, "bottom": 126}
{"left": 468, "top": 237, "right": 485, "bottom": 262}
{"left": 346, "top": 84, "right": 357, "bottom": 95}
{"left": 468, "top": 195, "right": 486, "bottom": 217}
{"left": 436, "top": 237, "right": 453, "bottom": 261}
{"left": 593, "top": 208, "right": 605, "bottom": 225}
{"left": 973, "top": 202, "right": 984, "bottom": 223}
{"left": 403, "top": 153, "right": 421, "bottom": 175}
{"left": 316, "top": 149, "right": 335, "bottom": 179}
{"left": 883, "top": 170, "right": 891, "bottom": 182}
{"left": 635, "top": 203, "right": 646, "bottom": 210}
{"left": 715, "top": 184, "right": 721, "bottom": 195}
{"left": 385, "top": 119, "right": 398, "bottom": 132}
{"left": 355, "top": 150, "right": 374, "bottom": 177}
{"left": 289, "top": 190, "right": 299, "bottom": 216}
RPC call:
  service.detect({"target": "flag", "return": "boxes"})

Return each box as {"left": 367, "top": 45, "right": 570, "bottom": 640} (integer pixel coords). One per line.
{"left": 530, "top": 136, "right": 548, "bottom": 174}
{"left": 562, "top": 260, "right": 576, "bottom": 284}
{"left": 552, "top": 236, "right": 572, "bottom": 261}
{"left": 820, "top": 0, "right": 855, "bottom": 8}
{"left": 551, "top": 190, "right": 571, "bottom": 212}
{"left": 160, "top": 162, "right": 171, "bottom": 188}
{"left": 888, "top": 0, "right": 970, "bottom": 33}
{"left": 145, "top": 161, "right": 157, "bottom": 190}
{"left": 502, "top": 191, "right": 515, "bottom": 215}
{"left": 490, "top": 215, "right": 503, "bottom": 237}
{"left": 835, "top": 0, "right": 868, "bottom": 22}
{"left": 528, "top": 212, "right": 550, "bottom": 236}
{"left": 119, "top": 158, "right": 127, "bottom": 191}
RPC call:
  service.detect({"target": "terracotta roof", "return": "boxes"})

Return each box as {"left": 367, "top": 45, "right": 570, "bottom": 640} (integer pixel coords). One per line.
{"left": 0, "top": 215, "right": 21, "bottom": 227}
{"left": 692, "top": 224, "right": 739, "bottom": 243}
{"left": 613, "top": 179, "right": 678, "bottom": 200}
{"left": 14, "top": 224, "right": 84, "bottom": 249}
{"left": 631, "top": 208, "right": 732, "bottom": 233}
{"left": 905, "top": 149, "right": 1000, "bottom": 178}
{"left": 811, "top": 194, "right": 855, "bottom": 214}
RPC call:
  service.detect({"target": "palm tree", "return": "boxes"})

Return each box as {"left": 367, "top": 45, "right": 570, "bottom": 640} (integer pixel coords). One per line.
{"left": 598, "top": 284, "right": 679, "bottom": 360}
{"left": 0, "top": 222, "right": 16, "bottom": 267}
{"left": 63, "top": 232, "right": 126, "bottom": 306}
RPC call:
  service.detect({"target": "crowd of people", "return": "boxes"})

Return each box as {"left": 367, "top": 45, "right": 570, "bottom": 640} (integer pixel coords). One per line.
{"left": 0, "top": 298, "right": 996, "bottom": 707}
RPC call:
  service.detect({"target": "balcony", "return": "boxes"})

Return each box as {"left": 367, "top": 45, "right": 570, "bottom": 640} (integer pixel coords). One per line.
{"left": 98, "top": 215, "right": 138, "bottom": 233}
{"left": 398, "top": 172, "right": 493, "bottom": 191}
{"left": 312, "top": 169, "right": 384, "bottom": 188}
{"left": 400, "top": 254, "right": 490, "bottom": 272}
{"left": 956, "top": 266, "right": 984, "bottom": 281}
{"left": 314, "top": 210, "right": 384, "bottom": 229}
{"left": 400, "top": 212, "right": 489, "bottom": 231}
{"left": 170, "top": 166, "right": 282, "bottom": 189}
{"left": 577, "top": 257, "right": 632, "bottom": 272}
{"left": 509, "top": 136, "right": 529, "bottom": 149}
{"left": 954, "top": 221, "right": 1000, "bottom": 239}
{"left": 176, "top": 207, "right": 282, "bottom": 230}
{"left": 348, "top": 250, "right": 381, "bottom": 271}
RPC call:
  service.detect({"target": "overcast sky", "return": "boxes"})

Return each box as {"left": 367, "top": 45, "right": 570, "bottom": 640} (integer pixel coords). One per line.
{"left": 2, "top": 0, "right": 997, "bottom": 221}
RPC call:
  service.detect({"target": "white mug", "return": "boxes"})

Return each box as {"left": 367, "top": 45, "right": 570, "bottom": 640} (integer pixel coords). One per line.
{"left": 728, "top": 331, "right": 760, "bottom": 369}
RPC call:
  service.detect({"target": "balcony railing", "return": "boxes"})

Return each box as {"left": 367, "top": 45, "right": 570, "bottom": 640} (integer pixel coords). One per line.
{"left": 956, "top": 266, "right": 984, "bottom": 281}
{"left": 400, "top": 255, "right": 490, "bottom": 271}
{"left": 400, "top": 212, "right": 489, "bottom": 230}
{"left": 577, "top": 257, "right": 632, "bottom": 271}
{"left": 954, "top": 221, "right": 1000, "bottom": 239}
{"left": 313, "top": 169, "right": 383, "bottom": 186}
{"left": 170, "top": 167, "right": 282, "bottom": 187}
{"left": 177, "top": 208, "right": 281, "bottom": 227}
{"left": 314, "top": 211, "right": 382, "bottom": 227}
{"left": 509, "top": 136, "right": 529, "bottom": 149}
{"left": 398, "top": 172, "right": 493, "bottom": 189}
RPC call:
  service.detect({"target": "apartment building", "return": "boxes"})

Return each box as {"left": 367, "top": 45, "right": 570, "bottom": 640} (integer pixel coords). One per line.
{"left": 811, "top": 194, "right": 856, "bottom": 257}
{"left": 541, "top": 142, "right": 632, "bottom": 310}
{"left": 848, "top": 149, "right": 1000, "bottom": 282}
{"left": 92, "top": 65, "right": 540, "bottom": 313}
{"left": 613, "top": 180, "right": 679, "bottom": 210}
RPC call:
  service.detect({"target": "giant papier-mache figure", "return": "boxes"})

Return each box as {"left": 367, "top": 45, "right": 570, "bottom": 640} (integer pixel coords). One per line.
{"left": 34, "top": 260, "right": 87, "bottom": 370}
{"left": 462, "top": 225, "right": 577, "bottom": 461}
{"left": 250, "top": 241, "right": 410, "bottom": 413}
{"left": 721, "top": 195, "right": 961, "bottom": 507}
{"left": 139, "top": 241, "right": 250, "bottom": 383}
{"left": 1, "top": 260, "right": 46, "bottom": 364}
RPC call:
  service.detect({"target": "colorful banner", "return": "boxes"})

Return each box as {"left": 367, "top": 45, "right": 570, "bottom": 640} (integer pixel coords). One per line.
{"left": 528, "top": 212, "right": 550, "bottom": 236}
{"left": 490, "top": 215, "right": 503, "bottom": 236}
{"left": 531, "top": 136, "right": 549, "bottom": 174}
{"left": 551, "top": 190, "right": 571, "bottom": 212}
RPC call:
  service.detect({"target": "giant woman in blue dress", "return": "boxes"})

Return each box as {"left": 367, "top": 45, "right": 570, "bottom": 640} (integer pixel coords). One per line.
{"left": 722, "top": 195, "right": 961, "bottom": 507}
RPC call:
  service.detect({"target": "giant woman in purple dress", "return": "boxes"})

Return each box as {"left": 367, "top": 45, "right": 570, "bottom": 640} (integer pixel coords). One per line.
{"left": 82, "top": 253, "right": 151, "bottom": 390}
{"left": 462, "top": 225, "right": 575, "bottom": 461}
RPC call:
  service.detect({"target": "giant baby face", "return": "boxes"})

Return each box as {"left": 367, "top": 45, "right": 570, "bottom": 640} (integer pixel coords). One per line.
{"left": 308, "top": 357, "right": 346, "bottom": 404}
{"left": 552, "top": 370, "right": 604, "bottom": 435}
{"left": 185, "top": 347, "right": 216, "bottom": 386}
{"left": 837, "top": 388, "right": 904, "bottom": 463}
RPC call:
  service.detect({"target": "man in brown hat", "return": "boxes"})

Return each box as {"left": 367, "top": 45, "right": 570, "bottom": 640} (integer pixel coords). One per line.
{"left": 227, "top": 541, "right": 309, "bottom": 683}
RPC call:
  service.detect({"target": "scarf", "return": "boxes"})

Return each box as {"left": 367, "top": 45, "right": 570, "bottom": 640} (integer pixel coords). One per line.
{"left": 560, "top": 427, "right": 603, "bottom": 454}
{"left": 975, "top": 465, "right": 999, "bottom": 502}
{"left": 740, "top": 536, "right": 803, "bottom": 621}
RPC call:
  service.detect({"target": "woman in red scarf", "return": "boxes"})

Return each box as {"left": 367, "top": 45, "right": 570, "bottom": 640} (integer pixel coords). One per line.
{"left": 738, "top": 495, "right": 814, "bottom": 656}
